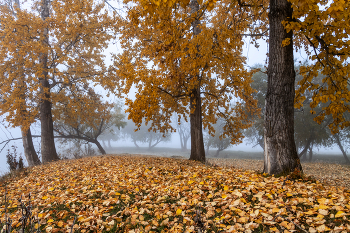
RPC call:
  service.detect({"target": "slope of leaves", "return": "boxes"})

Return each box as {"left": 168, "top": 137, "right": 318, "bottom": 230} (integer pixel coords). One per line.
{"left": 1, "top": 155, "right": 349, "bottom": 232}
{"left": 208, "top": 158, "right": 350, "bottom": 191}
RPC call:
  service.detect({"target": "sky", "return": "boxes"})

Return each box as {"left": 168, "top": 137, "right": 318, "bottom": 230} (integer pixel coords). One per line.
{"left": 0, "top": 33, "right": 343, "bottom": 174}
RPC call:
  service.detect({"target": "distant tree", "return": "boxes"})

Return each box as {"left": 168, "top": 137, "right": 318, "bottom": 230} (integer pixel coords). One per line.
{"left": 204, "top": 118, "right": 231, "bottom": 157}
{"left": 244, "top": 65, "right": 267, "bottom": 150}
{"left": 53, "top": 88, "right": 116, "bottom": 155}
{"left": 99, "top": 102, "right": 127, "bottom": 149}
{"left": 122, "top": 119, "right": 171, "bottom": 149}
{"left": 173, "top": 116, "right": 190, "bottom": 151}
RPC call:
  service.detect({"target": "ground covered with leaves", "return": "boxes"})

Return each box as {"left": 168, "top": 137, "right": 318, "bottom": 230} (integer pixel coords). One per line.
{"left": 1, "top": 155, "right": 350, "bottom": 233}
{"left": 208, "top": 158, "right": 350, "bottom": 190}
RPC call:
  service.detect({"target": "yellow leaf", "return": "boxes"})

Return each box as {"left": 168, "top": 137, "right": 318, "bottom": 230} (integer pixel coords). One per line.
{"left": 47, "top": 219, "right": 54, "bottom": 223}
{"left": 335, "top": 211, "right": 345, "bottom": 218}
{"left": 176, "top": 209, "right": 182, "bottom": 215}
{"left": 222, "top": 194, "right": 227, "bottom": 199}
{"left": 135, "top": 187, "right": 139, "bottom": 192}
{"left": 272, "top": 208, "right": 280, "bottom": 213}
{"left": 38, "top": 213, "right": 43, "bottom": 218}
{"left": 318, "top": 204, "right": 329, "bottom": 210}
{"left": 286, "top": 193, "right": 293, "bottom": 197}
{"left": 42, "top": 196, "right": 48, "bottom": 200}
{"left": 57, "top": 221, "right": 64, "bottom": 227}
{"left": 237, "top": 217, "right": 247, "bottom": 223}
{"left": 115, "top": 192, "right": 121, "bottom": 195}
{"left": 48, "top": 187, "right": 54, "bottom": 191}
{"left": 223, "top": 185, "right": 228, "bottom": 191}
{"left": 304, "top": 210, "right": 315, "bottom": 215}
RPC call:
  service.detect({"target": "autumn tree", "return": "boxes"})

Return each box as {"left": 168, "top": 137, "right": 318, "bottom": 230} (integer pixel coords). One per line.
{"left": 122, "top": 119, "right": 171, "bottom": 149}
{"left": 0, "top": 0, "right": 41, "bottom": 167}
{"left": 111, "top": 0, "right": 259, "bottom": 162}
{"left": 204, "top": 117, "right": 232, "bottom": 157}
{"left": 53, "top": 87, "right": 120, "bottom": 155}
{"left": 287, "top": 0, "right": 350, "bottom": 134}
{"left": 99, "top": 102, "right": 127, "bottom": 149}
{"left": 0, "top": 0, "right": 116, "bottom": 163}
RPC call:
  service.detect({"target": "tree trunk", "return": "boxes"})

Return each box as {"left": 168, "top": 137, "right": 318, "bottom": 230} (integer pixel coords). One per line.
{"left": 334, "top": 133, "right": 350, "bottom": 164}
{"left": 94, "top": 140, "right": 106, "bottom": 155}
{"left": 108, "top": 139, "right": 111, "bottom": 148}
{"left": 40, "top": 0, "right": 59, "bottom": 163}
{"left": 308, "top": 143, "right": 313, "bottom": 162}
{"left": 183, "top": 136, "right": 189, "bottom": 150}
{"left": 21, "top": 127, "right": 41, "bottom": 166}
{"left": 189, "top": 0, "right": 205, "bottom": 163}
{"left": 179, "top": 131, "right": 184, "bottom": 150}
{"left": 133, "top": 140, "right": 139, "bottom": 149}
{"left": 263, "top": 0, "right": 302, "bottom": 175}
{"left": 298, "top": 135, "right": 313, "bottom": 159}
{"left": 189, "top": 87, "right": 205, "bottom": 162}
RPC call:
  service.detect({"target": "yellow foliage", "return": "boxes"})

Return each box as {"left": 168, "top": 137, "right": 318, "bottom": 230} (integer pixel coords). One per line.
{"left": 0, "top": 0, "right": 116, "bottom": 131}
{"left": 112, "top": 0, "right": 267, "bottom": 143}
{"left": 287, "top": 0, "right": 350, "bottom": 133}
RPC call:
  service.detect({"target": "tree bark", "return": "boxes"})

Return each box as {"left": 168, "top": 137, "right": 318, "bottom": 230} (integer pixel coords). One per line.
{"left": 40, "top": 0, "right": 59, "bottom": 163}
{"left": 189, "top": 86, "right": 205, "bottom": 162}
{"left": 334, "top": 133, "right": 350, "bottom": 164}
{"left": 189, "top": 0, "right": 205, "bottom": 163}
{"left": 308, "top": 143, "right": 313, "bottom": 162}
{"left": 95, "top": 140, "right": 106, "bottom": 155}
{"left": 263, "top": 0, "right": 302, "bottom": 175}
{"left": 21, "top": 127, "right": 41, "bottom": 166}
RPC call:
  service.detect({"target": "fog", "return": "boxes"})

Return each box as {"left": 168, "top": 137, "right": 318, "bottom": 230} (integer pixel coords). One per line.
{"left": 0, "top": 39, "right": 345, "bottom": 174}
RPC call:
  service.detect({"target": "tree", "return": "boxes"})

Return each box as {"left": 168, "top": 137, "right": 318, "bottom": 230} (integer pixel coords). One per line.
{"left": 111, "top": 0, "right": 259, "bottom": 162}
{"left": 247, "top": 63, "right": 336, "bottom": 163}
{"left": 287, "top": 0, "right": 350, "bottom": 134}
{"left": 173, "top": 115, "right": 190, "bottom": 151}
{"left": 122, "top": 119, "right": 171, "bottom": 149}
{"left": 244, "top": 65, "right": 267, "bottom": 150}
{"left": 204, "top": 118, "right": 232, "bottom": 157}
{"left": 52, "top": 87, "right": 123, "bottom": 155}
{"left": 98, "top": 102, "right": 127, "bottom": 149}
{"left": 0, "top": 0, "right": 41, "bottom": 167}
{"left": 263, "top": 0, "right": 302, "bottom": 175}
{"left": 0, "top": 0, "right": 116, "bottom": 163}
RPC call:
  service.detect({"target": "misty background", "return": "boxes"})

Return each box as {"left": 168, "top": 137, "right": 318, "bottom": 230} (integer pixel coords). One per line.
{"left": 0, "top": 38, "right": 343, "bottom": 174}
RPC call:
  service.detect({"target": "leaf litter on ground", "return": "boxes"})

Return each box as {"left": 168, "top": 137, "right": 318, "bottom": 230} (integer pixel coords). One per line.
{"left": 0, "top": 154, "right": 349, "bottom": 233}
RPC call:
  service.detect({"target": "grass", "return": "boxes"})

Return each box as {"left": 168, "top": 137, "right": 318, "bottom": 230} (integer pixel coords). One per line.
{"left": 0, "top": 154, "right": 349, "bottom": 233}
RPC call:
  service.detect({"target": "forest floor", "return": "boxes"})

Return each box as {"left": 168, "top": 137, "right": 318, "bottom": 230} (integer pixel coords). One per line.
{"left": 0, "top": 148, "right": 349, "bottom": 232}
{"left": 107, "top": 146, "right": 350, "bottom": 190}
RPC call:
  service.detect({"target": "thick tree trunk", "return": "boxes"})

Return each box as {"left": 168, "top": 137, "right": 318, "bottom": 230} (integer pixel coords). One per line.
{"left": 189, "top": 0, "right": 205, "bottom": 163}
{"left": 263, "top": 0, "right": 302, "bottom": 175}
{"left": 21, "top": 127, "right": 41, "bottom": 166}
{"left": 334, "top": 134, "right": 350, "bottom": 164}
{"left": 40, "top": 0, "right": 59, "bottom": 163}
{"left": 189, "top": 86, "right": 205, "bottom": 162}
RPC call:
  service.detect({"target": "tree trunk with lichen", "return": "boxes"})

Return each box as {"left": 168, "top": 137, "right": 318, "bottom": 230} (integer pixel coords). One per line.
{"left": 263, "top": 0, "right": 302, "bottom": 175}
